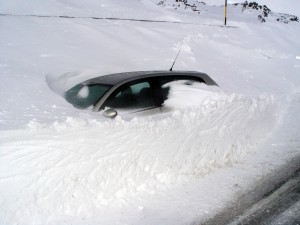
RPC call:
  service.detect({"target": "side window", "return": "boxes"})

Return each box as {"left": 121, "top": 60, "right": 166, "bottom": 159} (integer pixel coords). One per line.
{"left": 103, "top": 81, "right": 155, "bottom": 110}
{"left": 131, "top": 82, "right": 150, "bottom": 95}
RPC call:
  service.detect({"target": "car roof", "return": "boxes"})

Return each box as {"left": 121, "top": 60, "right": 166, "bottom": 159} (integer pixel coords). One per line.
{"left": 82, "top": 70, "right": 218, "bottom": 86}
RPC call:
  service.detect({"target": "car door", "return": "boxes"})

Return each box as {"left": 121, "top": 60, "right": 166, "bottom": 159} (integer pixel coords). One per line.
{"left": 101, "top": 78, "right": 162, "bottom": 117}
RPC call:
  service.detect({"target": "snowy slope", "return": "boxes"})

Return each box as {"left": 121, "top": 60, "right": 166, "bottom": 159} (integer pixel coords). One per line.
{"left": 0, "top": 0, "right": 300, "bottom": 225}
{"left": 229, "top": 0, "right": 300, "bottom": 16}
{"left": 0, "top": 0, "right": 175, "bottom": 20}
{"left": 157, "top": 0, "right": 299, "bottom": 24}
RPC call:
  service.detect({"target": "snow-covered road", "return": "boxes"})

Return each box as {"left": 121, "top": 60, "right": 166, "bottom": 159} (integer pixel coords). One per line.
{"left": 204, "top": 91, "right": 300, "bottom": 224}
{"left": 230, "top": 170, "right": 300, "bottom": 225}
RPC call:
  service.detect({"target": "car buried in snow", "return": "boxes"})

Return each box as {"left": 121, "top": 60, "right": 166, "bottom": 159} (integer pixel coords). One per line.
{"left": 64, "top": 71, "right": 218, "bottom": 118}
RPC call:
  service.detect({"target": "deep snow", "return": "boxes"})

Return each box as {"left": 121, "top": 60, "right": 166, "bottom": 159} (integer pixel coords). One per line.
{"left": 0, "top": 0, "right": 300, "bottom": 224}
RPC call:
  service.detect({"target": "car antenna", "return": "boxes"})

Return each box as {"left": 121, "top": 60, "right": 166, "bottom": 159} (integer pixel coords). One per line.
{"left": 169, "top": 50, "right": 181, "bottom": 71}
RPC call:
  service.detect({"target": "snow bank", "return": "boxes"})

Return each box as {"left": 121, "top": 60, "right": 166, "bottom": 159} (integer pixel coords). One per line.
{"left": 3, "top": 87, "right": 277, "bottom": 192}
{"left": 0, "top": 85, "right": 278, "bottom": 224}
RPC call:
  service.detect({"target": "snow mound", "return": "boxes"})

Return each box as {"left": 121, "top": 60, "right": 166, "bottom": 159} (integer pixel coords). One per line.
{"left": 234, "top": 1, "right": 299, "bottom": 23}
{"left": 1, "top": 89, "right": 277, "bottom": 209}
{"left": 157, "top": 0, "right": 299, "bottom": 23}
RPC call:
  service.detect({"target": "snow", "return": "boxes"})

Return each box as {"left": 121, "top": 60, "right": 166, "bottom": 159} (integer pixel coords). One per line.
{"left": 0, "top": 0, "right": 300, "bottom": 224}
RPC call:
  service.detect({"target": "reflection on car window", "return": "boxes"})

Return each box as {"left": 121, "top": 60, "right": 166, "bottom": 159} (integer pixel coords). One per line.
{"left": 65, "top": 84, "right": 111, "bottom": 109}
{"left": 104, "top": 81, "right": 155, "bottom": 110}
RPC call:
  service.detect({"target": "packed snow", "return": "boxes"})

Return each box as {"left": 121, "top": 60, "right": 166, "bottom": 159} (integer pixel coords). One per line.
{"left": 0, "top": 0, "right": 300, "bottom": 224}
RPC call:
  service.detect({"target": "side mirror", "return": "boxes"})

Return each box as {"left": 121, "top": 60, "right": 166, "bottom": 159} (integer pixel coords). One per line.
{"left": 103, "top": 108, "right": 118, "bottom": 118}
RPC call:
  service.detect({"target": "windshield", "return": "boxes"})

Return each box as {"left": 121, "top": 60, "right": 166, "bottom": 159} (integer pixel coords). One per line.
{"left": 64, "top": 83, "right": 112, "bottom": 109}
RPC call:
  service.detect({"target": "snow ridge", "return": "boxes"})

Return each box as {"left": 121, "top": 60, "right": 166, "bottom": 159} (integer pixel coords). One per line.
{"left": 236, "top": 1, "right": 299, "bottom": 23}
{"left": 157, "top": 0, "right": 299, "bottom": 23}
